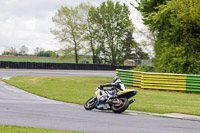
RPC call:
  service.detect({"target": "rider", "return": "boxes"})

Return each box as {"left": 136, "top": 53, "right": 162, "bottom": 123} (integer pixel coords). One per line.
{"left": 95, "top": 76, "right": 123, "bottom": 109}
{"left": 99, "top": 76, "right": 123, "bottom": 98}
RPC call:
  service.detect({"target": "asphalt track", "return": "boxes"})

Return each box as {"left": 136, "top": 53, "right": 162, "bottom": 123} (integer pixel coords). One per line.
{"left": 0, "top": 69, "right": 199, "bottom": 133}
{"left": 0, "top": 69, "right": 116, "bottom": 78}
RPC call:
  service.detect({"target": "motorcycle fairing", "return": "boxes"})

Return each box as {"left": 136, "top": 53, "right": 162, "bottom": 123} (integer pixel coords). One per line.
{"left": 117, "top": 89, "right": 138, "bottom": 99}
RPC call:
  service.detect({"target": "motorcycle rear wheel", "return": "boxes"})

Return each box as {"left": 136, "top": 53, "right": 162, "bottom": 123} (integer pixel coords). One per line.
{"left": 84, "top": 97, "right": 97, "bottom": 110}
{"left": 111, "top": 97, "right": 129, "bottom": 113}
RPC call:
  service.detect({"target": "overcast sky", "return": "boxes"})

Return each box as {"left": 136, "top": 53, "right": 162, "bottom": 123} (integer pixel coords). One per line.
{"left": 0, "top": 0, "right": 150, "bottom": 55}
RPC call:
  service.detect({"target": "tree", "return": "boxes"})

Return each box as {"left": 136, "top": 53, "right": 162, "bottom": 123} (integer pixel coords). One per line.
{"left": 132, "top": 46, "right": 149, "bottom": 59}
{"left": 83, "top": 3, "right": 102, "bottom": 64}
{"left": 137, "top": 0, "right": 200, "bottom": 74}
{"left": 135, "top": 0, "right": 169, "bottom": 25}
{"left": 34, "top": 47, "right": 44, "bottom": 56}
{"left": 58, "top": 46, "right": 74, "bottom": 59}
{"left": 36, "top": 50, "right": 56, "bottom": 57}
{"left": 2, "top": 47, "right": 18, "bottom": 56}
{"left": 51, "top": 4, "right": 87, "bottom": 63}
{"left": 88, "top": 0, "right": 135, "bottom": 65}
{"left": 19, "top": 45, "right": 29, "bottom": 56}
{"left": 135, "top": 0, "right": 169, "bottom": 40}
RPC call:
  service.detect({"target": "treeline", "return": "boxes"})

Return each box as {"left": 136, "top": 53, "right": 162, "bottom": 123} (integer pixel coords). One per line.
{"left": 2, "top": 46, "right": 57, "bottom": 57}
{"left": 136, "top": 0, "right": 200, "bottom": 74}
{"left": 51, "top": 0, "right": 149, "bottom": 65}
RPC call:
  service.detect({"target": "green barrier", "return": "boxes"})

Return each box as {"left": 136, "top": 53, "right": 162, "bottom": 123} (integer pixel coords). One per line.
{"left": 116, "top": 69, "right": 141, "bottom": 87}
{"left": 116, "top": 69, "right": 200, "bottom": 92}
{"left": 186, "top": 75, "right": 200, "bottom": 92}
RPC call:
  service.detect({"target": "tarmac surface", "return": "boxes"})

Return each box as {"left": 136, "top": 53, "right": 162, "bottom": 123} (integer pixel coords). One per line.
{"left": 0, "top": 69, "right": 116, "bottom": 78}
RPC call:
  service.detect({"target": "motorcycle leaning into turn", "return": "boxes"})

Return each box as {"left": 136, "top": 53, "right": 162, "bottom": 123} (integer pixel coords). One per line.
{"left": 84, "top": 83, "right": 138, "bottom": 113}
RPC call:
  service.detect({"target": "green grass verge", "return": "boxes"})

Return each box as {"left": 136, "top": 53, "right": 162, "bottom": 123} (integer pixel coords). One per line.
{"left": 0, "top": 57, "right": 92, "bottom": 64}
{"left": 3, "top": 76, "right": 200, "bottom": 115}
{"left": 0, "top": 125, "right": 83, "bottom": 133}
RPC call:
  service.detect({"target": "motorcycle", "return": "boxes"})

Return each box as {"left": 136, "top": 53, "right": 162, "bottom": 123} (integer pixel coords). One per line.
{"left": 84, "top": 84, "right": 138, "bottom": 113}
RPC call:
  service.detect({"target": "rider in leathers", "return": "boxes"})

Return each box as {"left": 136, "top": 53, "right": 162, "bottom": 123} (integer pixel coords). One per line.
{"left": 95, "top": 77, "right": 123, "bottom": 109}
{"left": 99, "top": 76, "right": 123, "bottom": 97}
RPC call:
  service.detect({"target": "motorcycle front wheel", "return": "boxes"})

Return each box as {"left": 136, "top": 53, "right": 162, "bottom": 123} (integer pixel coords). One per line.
{"left": 84, "top": 97, "right": 97, "bottom": 110}
{"left": 111, "top": 97, "right": 129, "bottom": 113}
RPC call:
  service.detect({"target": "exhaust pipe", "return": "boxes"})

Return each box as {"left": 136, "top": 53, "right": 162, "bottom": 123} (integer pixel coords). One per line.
{"left": 129, "top": 99, "right": 135, "bottom": 104}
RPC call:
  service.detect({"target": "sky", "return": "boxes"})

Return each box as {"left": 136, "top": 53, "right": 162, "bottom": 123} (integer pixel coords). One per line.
{"left": 0, "top": 0, "right": 151, "bottom": 55}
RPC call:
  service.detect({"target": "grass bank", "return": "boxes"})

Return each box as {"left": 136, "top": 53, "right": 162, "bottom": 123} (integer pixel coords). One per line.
{"left": 0, "top": 125, "right": 82, "bottom": 133}
{"left": 0, "top": 56, "right": 92, "bottom": 63}
{"left": 3, "top": 76, "right": 200, "bottom": 115}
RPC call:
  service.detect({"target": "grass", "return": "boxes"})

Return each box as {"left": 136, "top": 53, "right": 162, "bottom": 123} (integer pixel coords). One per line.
{"left": 0, "top": 57, "right": 92, "bottom": 64}
{"left": 0, "top": 125, "right": 83, "bottom": 133}
{"left": 3, "top": 76, "right": 200, "bottom": 115}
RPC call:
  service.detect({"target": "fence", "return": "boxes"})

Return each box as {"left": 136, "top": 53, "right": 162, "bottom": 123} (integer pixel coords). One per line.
{"left": 116, "top": 69, "right": 200, "bottom": 92}
{"left": 0, "top": 61, "right": 133, "bottom": 70}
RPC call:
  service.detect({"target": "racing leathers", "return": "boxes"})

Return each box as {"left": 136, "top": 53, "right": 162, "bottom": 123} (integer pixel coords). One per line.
{"left": 95, "top": 82, "right": 124, "bottom": 109}
{"left": 99, "top": 82, "right": 123, "bottom": 98}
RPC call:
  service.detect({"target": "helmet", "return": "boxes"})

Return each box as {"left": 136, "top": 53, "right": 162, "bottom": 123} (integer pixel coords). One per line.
{"left": 113, "top": 76, "right": 121, "bottom": 83}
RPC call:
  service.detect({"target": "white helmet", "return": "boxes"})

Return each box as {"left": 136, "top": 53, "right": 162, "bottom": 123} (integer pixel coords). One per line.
{"left": 113, "top": 76, "right": 121, "bottom": 83}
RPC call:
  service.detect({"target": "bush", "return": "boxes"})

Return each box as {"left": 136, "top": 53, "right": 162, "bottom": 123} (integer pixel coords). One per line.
{"left": 132, "top": 66, "right": 154, "bottom": 72}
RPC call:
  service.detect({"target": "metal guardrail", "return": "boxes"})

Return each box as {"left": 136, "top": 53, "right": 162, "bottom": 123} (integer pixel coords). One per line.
{"left": 116, "top": 69, "right": 200, "bottom": 92}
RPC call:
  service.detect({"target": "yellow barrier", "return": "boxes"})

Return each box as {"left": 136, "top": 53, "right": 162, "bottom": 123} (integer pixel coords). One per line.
{"left": 141, "top": 72, "right": 186, "bottom": 91}
{"left": 116, "top": 69, "right": 190, "bottom": 91}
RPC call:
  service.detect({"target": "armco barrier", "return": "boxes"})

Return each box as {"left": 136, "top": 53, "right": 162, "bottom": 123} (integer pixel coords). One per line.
{"left": 186, "top": 75, "right": 200, "bottom": 92}
{"left": 0, "top": 61, "right": 133, "bottom": 70}
{"left": 116, "top": 69, "right": 200, "bottom": 92}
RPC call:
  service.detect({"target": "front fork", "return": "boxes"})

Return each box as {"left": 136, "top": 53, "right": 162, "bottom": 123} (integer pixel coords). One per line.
{"left": 89, "top": 96, "right": 97, "bottom": 103}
